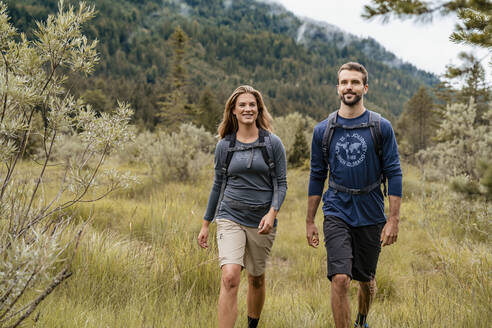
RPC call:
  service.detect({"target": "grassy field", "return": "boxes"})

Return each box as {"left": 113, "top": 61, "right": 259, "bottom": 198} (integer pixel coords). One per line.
{"left": 31, "top": 163, "right": 491, "bottom": 327}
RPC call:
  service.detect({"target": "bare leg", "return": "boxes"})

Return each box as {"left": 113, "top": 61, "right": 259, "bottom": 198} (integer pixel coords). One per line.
{"left": 247, "top": 273, "right": 266, "bottom": 319}
{"left": 358, "top": 279, "right": 377, "bottom": 315}
{"left": 331, "top": 274, "right": 351, "bottom": 328}
{"left": 218, "top": 264, "right": 242, "bottom": 328}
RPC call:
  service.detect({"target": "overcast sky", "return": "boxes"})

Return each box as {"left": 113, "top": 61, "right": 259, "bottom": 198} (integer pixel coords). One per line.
{"left": 274, "top": 0, "right": 491, "bottom": 81}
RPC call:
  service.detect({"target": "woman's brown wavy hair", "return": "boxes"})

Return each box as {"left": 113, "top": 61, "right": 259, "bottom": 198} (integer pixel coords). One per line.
{"left": 217, "top": 85, "right": 273, "bottom": 139}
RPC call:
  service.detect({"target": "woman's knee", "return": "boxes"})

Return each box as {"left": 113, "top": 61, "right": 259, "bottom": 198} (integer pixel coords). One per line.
{"left": 221, "top": 265, "right": 241, "bottom": 291}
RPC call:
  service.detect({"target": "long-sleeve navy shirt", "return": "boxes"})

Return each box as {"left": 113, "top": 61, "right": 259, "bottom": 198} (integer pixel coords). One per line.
{"left": 309, "top": 110, "right": 402, "bottom": 227}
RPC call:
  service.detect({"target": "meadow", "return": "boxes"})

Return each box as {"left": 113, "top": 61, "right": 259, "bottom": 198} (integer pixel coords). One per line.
{"left": 31, "top": 162, "right": 491, "bottom": 328}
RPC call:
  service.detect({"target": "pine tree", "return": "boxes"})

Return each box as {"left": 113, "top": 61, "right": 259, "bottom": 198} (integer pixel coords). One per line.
{"left": 397, "top": 87, "right": 437, "bottom": 157}
{"left": 288, "top": 124, "right": 310, "bottom": 168}
{"left": 445, "top": 52, "right": 491, "bottom": 122}
{"left": 197, "top": 87, "right": 222, "bottom": 134}
{"left": 450, "top": 2, "right": 492, "bottom": 49}
{"left": 363, "top": 0, "right": 492, "bottom": 50}
{"left": 157, "top": 27, "right": 199, "bottom": 131}
{"left": 432, "top": 81, "right": 457, "bottom": 111}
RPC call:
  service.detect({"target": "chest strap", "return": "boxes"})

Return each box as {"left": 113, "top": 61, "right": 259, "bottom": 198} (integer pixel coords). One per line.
{"left": 329, "top": 174, "right": 384, "bottom": 195}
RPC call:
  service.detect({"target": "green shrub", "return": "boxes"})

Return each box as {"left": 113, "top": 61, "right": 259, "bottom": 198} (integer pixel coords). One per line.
{"left": 274, "top": 112, "right": 316, "bottom": 154}
{"left": 125, "top": 123, "right": 215, "bottom": 182}
{"left": 288, "top": 124, "right": 310, "bottom": 168}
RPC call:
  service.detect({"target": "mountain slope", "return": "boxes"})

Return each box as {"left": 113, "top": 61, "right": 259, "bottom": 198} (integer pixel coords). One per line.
{"left": 4, "top": 0, "right": 439, "bottom": 127}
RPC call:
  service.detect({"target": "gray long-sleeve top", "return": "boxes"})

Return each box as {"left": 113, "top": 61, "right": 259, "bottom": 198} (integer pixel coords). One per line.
{"left": 203, "top": 134, "right": 287, "bottom": 228}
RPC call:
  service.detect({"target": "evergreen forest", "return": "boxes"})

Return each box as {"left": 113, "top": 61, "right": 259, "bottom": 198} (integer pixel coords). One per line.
{"left": 5, "top": 0, "right": 439, "bottom": 129}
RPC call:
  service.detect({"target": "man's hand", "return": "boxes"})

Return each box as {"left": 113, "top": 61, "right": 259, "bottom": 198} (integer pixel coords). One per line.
{"left": 197, "top": 221, "right": 210, "bottom": 249}
{"left": 380, "top": 216, "right": 398, "bottom": 247}
{"left": 306, "top": 195, "right": 322, "bottom": 248}
{"left": 381, "top": 195, "right": 401, "bottom": 247}
{"left": 258, "top": 210, "right": 276, "bottom": 234}
{"left": 306, "top": 220, "right": 319, "bottom": 248}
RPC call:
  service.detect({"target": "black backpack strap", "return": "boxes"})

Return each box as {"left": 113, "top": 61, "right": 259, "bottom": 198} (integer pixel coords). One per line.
{"left": 368, "top": 111, "right": 383, "bottom": 160}
{"left": 368, "top": 111, "right": 386, "bottom": 196}
{"left": 223, "top": 132, "right": 236, "bottom": 173}
{"left": 329, "top": 174, "right": 384, "bottom": 195}
{"left": 258, "top": 129, "right": 274, "bottom": 169}
{"left": 214, "top": 133, "right": 236, "bottom": 219}
{"left": 322, "top": 111, "right": 338, "bottom": 167}
{"left": 259, "top": 129, "right": 278, "bottom": 209}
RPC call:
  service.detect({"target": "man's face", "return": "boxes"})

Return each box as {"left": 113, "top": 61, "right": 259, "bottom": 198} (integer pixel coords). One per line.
{"left": 337, "top": 70, "right": 368, "bottom": 106}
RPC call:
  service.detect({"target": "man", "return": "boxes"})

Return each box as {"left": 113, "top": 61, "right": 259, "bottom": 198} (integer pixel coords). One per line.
{"left": 306, "top": 62, "right": 402, "bottom": 328}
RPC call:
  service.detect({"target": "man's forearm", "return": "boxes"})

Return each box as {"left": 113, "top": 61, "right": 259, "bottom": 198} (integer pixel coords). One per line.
{"left": 306, "top": 195, "right": 322, "bottom": 222}
{"left": 388, "top": 195, "right": 401, "bottom": 221}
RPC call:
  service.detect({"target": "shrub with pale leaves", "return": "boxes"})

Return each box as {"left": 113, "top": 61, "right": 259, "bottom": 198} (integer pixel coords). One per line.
{"left": 274, "top": 112, "right": 316, "bottom": 155}
{"left": 0, "top": 1, "right": 135, "bottom": 326}
{"left": 417, "top": 101, "right": 492, "bottom": 182}
{"left": 121, "top": 123, "right": 215, "bottom": 182}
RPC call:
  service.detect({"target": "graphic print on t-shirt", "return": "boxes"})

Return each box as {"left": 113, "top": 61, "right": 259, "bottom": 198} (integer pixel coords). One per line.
{"left": 235, "top": 150, "right": 251, "bottom": 161}
{"left": 335, "top": 133, "right": 367, "bottom": 167}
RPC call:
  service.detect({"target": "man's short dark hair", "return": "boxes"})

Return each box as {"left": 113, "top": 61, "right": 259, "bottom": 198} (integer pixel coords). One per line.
{"left": 337, "top": 62, "right": 368, "bottom": 85}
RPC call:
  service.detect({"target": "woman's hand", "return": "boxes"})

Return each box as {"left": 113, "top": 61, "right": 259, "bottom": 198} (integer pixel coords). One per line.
{"left": 198, "top": 220, "right": 210, "bottom": 249}
{"left": 258, "top": 208, "right": 277, "bottom": 234}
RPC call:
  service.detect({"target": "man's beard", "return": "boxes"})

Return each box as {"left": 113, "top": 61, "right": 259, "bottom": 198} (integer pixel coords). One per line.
{"left": 340, "top": 93, "right": 362, "bottom": 106}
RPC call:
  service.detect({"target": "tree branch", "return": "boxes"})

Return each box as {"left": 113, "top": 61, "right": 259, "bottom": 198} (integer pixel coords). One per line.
{"left": 23, "top": 130, "right": 57, "bottom": 228}
{"left": 17, "top": 143, "right": 109, "bottom": 237}
{"left": 1, "top": 51, "right": 9, "bottom": 124}
{"left": 6, "top": 268, "right": 72, "bottom": 328}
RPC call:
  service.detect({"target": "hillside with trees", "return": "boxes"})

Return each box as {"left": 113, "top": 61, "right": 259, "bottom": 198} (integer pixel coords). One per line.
{"left": 5, "top": 0, "right": 439, "bottom": 129}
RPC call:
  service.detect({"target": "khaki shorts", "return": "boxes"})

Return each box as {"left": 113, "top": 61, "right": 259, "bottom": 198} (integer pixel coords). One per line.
{"left": 216, "top": 219, "right": 276, "bottom": 277}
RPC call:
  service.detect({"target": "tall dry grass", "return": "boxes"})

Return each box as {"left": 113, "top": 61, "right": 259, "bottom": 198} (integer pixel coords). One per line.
{"left": 27, "top": 162, "right": 491, "bottom": 327}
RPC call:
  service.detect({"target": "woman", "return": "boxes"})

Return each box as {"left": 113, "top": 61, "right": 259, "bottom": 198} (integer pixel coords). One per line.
{"left": 198, "top": 85, "right": 287, "bottom": 328}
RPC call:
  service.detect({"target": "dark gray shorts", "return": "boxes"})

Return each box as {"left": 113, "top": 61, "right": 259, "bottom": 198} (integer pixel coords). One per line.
{"left": 323, "top": 215, "right": 384, "bottom": 282}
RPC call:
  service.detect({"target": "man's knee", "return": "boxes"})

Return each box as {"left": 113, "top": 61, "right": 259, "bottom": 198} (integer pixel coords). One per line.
{"left": 248, "top": 273, "right": 265, "bottom": 289}
{"left": 359, "top": 279, "right": 377, "bottom": 294}
{"left": 331, "top": 274, "right": 351, "bottom": 292}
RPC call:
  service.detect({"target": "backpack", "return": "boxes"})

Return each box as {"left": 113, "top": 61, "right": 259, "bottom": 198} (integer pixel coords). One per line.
{"left": 321, "top": 110, "right": 387, "bottom": 196}
{"left": 214, "top": 129, "right": 278, "bottom": 218}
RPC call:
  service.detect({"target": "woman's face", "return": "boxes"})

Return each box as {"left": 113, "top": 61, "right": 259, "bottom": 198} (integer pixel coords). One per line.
{"left": 233, "top": 93, "right": 258, "bottom": 126}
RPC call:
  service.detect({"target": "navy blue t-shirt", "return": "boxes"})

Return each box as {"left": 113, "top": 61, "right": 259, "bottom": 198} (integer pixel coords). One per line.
{"left": 308, "top": 110, "right": 402, "bottom": 227}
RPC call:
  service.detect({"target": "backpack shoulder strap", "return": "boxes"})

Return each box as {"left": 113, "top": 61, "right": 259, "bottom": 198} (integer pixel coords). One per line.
{"left": 221, "top": 132, "right": 236, "bottom": 174}
{"left": 368, "top": 110, "right": 387, "bottom": 196}
{"left": 259, "top": 129, "right": 278, "bottom": 207}
{"left": 258, "top": 129, "right": 275, "bottom": 170}
{"left": 322, "top": 111, "right": 338, "bottom": 166}
{"left": 214, "top": 133, "right": 236, "bottom": 219}
{"left": 368, "top": 111, "right": 383, "bottom": 160}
